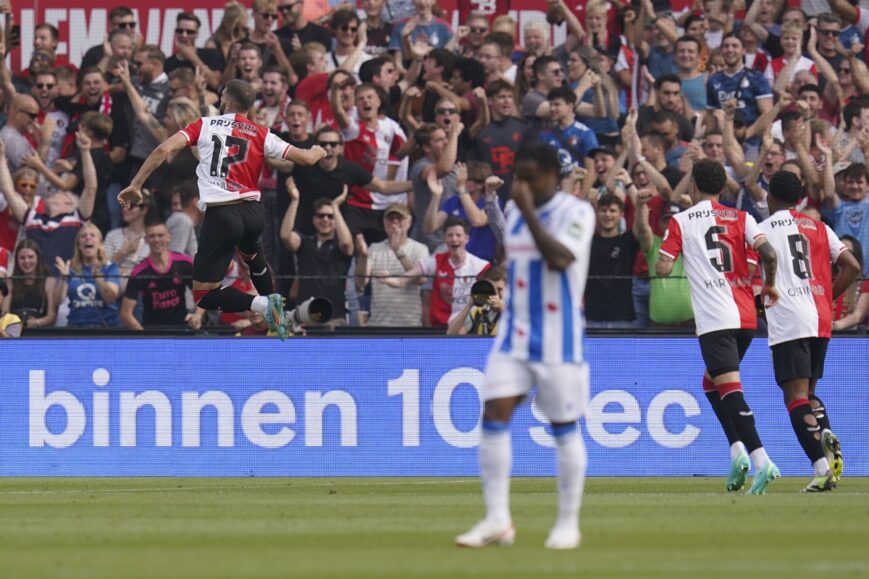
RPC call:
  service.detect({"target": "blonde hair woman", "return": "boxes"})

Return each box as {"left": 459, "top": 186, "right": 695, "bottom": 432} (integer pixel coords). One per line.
{"left": 55, "top": 223, "right": 121, "bottom": 327}
{"left": 206, "top": 2, "right": 249, "bottom": 61}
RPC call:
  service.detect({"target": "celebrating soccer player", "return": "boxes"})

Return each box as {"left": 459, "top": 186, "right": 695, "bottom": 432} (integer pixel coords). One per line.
{"left": 657, "top": 159, "right": 780, "bottom": 495}
{"left": 117, "top": 79, "right": 326, "bottom": 339}
{"left": 759, "top": 170, "right": 860, "bottom": 491}
{"left": 455, "top": 143, "right": 595, "bottom": 550}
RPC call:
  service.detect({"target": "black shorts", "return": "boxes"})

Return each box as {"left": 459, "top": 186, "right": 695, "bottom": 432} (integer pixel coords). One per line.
{"left": 770, "top": 337, "right": 829, "bottom": 385}
{"left": 698, "top": 329, "right": 754, "bottom": 378}
{"left": 193, "top": 201, "right": 265, "bottom": 283}
{"left": 343, "top": 205, "right": 386, "bottom": 244}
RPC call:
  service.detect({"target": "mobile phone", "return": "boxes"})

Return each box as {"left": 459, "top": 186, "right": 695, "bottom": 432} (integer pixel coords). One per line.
{"left": 9, "top": 24, "right": 20, "bottom": 49}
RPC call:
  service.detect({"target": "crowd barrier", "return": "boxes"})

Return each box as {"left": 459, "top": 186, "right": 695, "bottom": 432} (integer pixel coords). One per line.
{"left": 1, "top": 336, "right": 867, "bottom": 476}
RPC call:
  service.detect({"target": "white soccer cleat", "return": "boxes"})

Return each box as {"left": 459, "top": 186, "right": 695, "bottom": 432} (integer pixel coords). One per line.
{"left": 544, "top": 526, "right": 581, "bottom": 550}
{"left": 454, "top": 519, "right": 516, "bottom": 548}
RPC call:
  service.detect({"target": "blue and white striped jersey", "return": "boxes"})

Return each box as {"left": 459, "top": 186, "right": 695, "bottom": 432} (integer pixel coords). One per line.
{"left": 492, "top": 192, "right": 595, "bottom": 364}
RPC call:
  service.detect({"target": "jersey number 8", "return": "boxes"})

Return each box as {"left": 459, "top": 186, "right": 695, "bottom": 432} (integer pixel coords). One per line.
{"left": 787, "top": 233, "right": 812, "bottom": 280}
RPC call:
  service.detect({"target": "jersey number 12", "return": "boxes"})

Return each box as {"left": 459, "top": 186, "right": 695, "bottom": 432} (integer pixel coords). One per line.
{"left": 210, "top": 135, "right": 249, "bottom": 178}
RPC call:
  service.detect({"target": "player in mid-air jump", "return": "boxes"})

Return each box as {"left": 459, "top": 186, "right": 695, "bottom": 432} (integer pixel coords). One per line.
{"left": 759, "top": 171, "right": 860, "bottom": 491}
{"left": 455, "top": 143, "right": 595, "bottom": 550}
{"left": 657, "top": 159, "right": 780, "bottom": 495}
{"left": 118, "top": 80, "right": 326, "bottom": 339}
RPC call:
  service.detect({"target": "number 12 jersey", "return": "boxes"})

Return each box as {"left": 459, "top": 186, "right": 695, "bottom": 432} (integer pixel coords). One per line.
{"left": 180, "top": 114, "right": 293, "bottom": 211}
{"left": 660, "top": 200, "right": 765, "bottom": 336}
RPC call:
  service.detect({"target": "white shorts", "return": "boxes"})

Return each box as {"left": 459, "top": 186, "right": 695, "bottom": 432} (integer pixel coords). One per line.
{"left": 483, "top": 353, "right": 590, "bottom": 423}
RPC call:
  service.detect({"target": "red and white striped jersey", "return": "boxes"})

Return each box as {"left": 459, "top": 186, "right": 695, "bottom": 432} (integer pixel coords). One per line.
{"left": 759, "top": 209, "right": 847, "bottom": 346}
{"left": 342, "top": 114, "right": 408, "bottom": 210}
{"left": 179, "top": 114, "right": 293, "bottom": 211}
{"left": 419, "top": 251, "right": 490, "bottom": 327}
{"left": 660, "top": 200, "right": 765, "bottom": 336}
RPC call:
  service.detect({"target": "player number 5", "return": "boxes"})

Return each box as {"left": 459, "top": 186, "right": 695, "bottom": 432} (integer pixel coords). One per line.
{"left": 704, "top": 226, "right": 733, "bottom": 273}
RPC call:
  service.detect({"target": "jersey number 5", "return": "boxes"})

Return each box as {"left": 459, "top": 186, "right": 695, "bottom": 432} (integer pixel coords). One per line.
{"left": 210, "top": 135, "right": 249, "bottom": 178}
{"left": 704, "top": 226, "right": 733, "bottom": 272}
{"left": 787, "top": 233, "right": 812, "bottom": 280}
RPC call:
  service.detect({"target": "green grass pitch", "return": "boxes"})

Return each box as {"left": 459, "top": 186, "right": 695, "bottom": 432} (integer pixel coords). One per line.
{"left": 1, "top": 477, "right": 868, "bottom": 578}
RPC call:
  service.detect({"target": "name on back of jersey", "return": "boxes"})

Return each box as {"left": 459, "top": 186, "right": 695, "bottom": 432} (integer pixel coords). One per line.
{"left": 687, "top": 208, "right": 738, "bottom": 221}
{"left": 208, "top": 117, "right": 259, "bottom": 136}
{"left": 767, "top": 216, "right": 818, "bottom": 230}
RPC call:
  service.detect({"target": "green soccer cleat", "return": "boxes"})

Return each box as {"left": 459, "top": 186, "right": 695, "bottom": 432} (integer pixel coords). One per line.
{"left": 747, "top": 461, "right": 780, "bottom": 495}
{"left": 726, "top": 451, "right": 751, "bottom": 492}
{"left": 822, "top": 431, "right": 843, "bottom": 482}
{"left": 262, "top": 294, "right": 288, "bottom": 341}
{"left": 802, "top": 471, "right": 837, "bottom": 493}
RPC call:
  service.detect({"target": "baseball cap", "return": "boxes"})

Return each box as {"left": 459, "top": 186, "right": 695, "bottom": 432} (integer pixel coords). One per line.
{"left": 588, "top": 146, "right": 617, "bottom": 159}
{"left": 384, "top": 202, "right": 411, "bottom": 218}
{"left": 661, "top": 204, "right": 680, "bottom": 217}
{"left": 833, "top": 161, "right": 852, "bottom": 175}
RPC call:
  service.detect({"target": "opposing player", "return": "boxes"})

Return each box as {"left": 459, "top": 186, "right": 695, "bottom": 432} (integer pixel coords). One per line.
{"left": 117, "top": 80, "right": 326, "bottom": 338}
{"left": 455, "top": 143, "right": 595, "bottom": 550}
{"left": 759, "top": 171, "right": 860, "bottom": 491}
{"left": 657, "top": 159, "right": 780, "bottom": 495}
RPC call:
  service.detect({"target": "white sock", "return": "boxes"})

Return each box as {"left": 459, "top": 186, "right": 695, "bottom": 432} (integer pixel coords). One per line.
{"left": 749, "top": 447, "right": 769, "bottom": 471}
{"left": 480, "top": 427, "right": 511, "bottom": 525}
{"left": 250, "top": 295, "right": 268, "bottom": 315}
{"left": 554, "top": 428, "right": 587, "bottom": 531}
{"left": 813, "top": 457, "right": 830, "bottom": 477}
{"left": 730, "top": 441, "right": 747, "bottom": 461}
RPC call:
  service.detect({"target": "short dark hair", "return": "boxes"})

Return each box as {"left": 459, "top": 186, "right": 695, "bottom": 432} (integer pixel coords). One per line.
{"left": 262, "top": 65, "right": 289, "bottom": 85}
{"left": 676, "top": 35, "right": 701, "bottom": 51}
{"left": 769, "top": 170, "right": 804, "bottom": 204}
{"left": 532, "top": 55, "right": 559, "bottom": 78}
{"left": 330, "top": 8, "right": 359, "bottom": 29}
{"left": 415, "top": 123, "right": 444, "bottom": 148}
{"left": 684, "top": 15, "right": 706, "bottom": 31}
{"left": 425, "top": 48, "right": 456, "bottom": 78}
{"left": 177, "top": 11, "right": 201, "bottom": 28}
{"left": 651, "top": 109, "right": 680, "bottom": 126}
{"left": 654, "top": 74, "right": 681, "bottom": 90}
{"left": 359, "top": 57, "right": 388, "bottom": 83}
{"left": 798, "top": 83, "right": 821, "bottom": 98}
{"left": 514, "top": 142, "right": 560, "bottom": 177}
{"left": 486, "top": 79, "right": 514, "bottom": 98}
{"left": 444, "top": 216, "right": 470, "bottom": 235}
{"left": 692, "top": 159, "right": 727, "bottom": 196}
{"left": 722, "top": 31, "right": 743, "bottom": 46}
{"left": 780, "top": 111, "right": 803, "bottom": 131}
{"left": 145, "top": 218, "right": 168, "bottom": 230}
{"left": 109, "top": 7, "right": 134, "bottom": 21}
{"left": 223, "top": 79, "right": 257, "bottom": 111}
{"left": 843, "top": 163, "right": 869, "bottom": 182}
{"left": 313, "top": 197, "right": 334, "bottom": 212}
{"left": 597, "top": 193, "right": 625, "bottom": 211}
{"left": 315, "top": 126, "right": 343, "bottom": 143}
{"left": 35, "top": 23, "right": 59, "bottom": 42}
{"left": 547, "top": 86, "right": 577, "bottom": 105}
{"left": 453, "top": 58, "right": 486, "bottom": 88}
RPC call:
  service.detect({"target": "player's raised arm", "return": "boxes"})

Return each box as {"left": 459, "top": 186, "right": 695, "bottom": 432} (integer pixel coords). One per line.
{"left": 118, "top": 131, "right": 189, "bottom": 208}
{"left": 283, "top": 143, "right": 327, "bottom": 166}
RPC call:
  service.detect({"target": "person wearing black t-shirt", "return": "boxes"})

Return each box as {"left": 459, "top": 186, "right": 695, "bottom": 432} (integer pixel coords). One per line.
{"left": 277, "top": 127, "right": 412, "bottom": 241}
{"left": 275, "top": 0, "right": 334, "bottom": 51}
{"left": 585, "top": 194, "right": 641, "bottom": 328}
{"left": 280, "top": 180, "right": 354, "bottom": 321}
{"left": 164, "top": 12, "right": 225, "bottom": 88}
{"left": 120, "top": 221, "right": 203, "bottom": 330}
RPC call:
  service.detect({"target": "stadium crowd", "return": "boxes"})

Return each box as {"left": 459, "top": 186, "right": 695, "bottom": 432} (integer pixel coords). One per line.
{"left": 1, "top": 0, "right": 869, "bottom": 336}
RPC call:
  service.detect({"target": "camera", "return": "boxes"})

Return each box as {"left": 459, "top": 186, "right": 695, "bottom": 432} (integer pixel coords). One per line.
{"left": 287, "top": 297, "right": 333, "bottom": 326}
{"left": 470, "top": 280, "right": 496, "bottom": 308}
